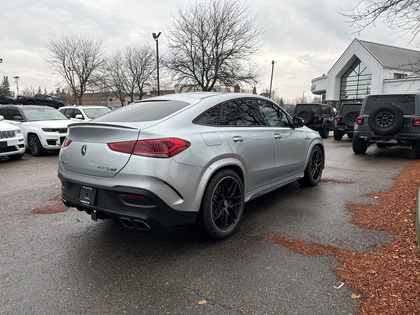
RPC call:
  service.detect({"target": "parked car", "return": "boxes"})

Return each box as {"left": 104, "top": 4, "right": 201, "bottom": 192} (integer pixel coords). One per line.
{"left": 59, "top": 105, "right": 112, "bottom": 121}
{"left": 353, "top": 93, "right": 420, "bottom": 157}
{"left": 333, "top": 103, "right": 362, "bottom": 140}
{"left": 0, "top": 105, "right": 72, "bottom": 156}
{"left": 0, "top": 115, "right": 25, "bottom": 159}
{"left": 0, "top": 93, "right": 16, "bottom": 105}
{"left": 58, "top": 92, "right": 325, "bottom": 240}
{"left": 17, "top": 94, "right": 66, "bottom": 109}
{"left": 293, "top": 103, "right": 335, "bottom": 138}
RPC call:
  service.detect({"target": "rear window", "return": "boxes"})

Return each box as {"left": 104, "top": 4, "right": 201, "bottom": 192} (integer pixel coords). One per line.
{"left": 340, "top": 103, "right": 362, "bottom": 115}
{"left": 294, "top": 104, "right": 321, "bottom": 115}
{"left": 364, "top": 95, "right": 416, "bottom": 115}
{"left": 94, "top": 100, "right": 190, "bottom": 122}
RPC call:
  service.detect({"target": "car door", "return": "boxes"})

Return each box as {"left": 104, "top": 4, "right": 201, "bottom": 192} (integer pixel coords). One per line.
{"left": 219, "top": 98, "right": 275, "bottom": 193}
{"left": 257, "top": 99, "right": 308, "bottom": 182}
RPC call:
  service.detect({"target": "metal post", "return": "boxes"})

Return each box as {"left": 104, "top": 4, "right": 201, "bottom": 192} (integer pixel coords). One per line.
{"left": 152, "top": 32, "right": 161, "bottom": 96}
{"left": 269, "top": 60, "right": 276, "bottom": 99}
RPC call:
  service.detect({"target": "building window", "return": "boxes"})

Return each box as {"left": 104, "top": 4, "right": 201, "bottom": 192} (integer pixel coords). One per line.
{"left": 394, "top": 73, "right": 407, "bottom": 79}
{"left": 340, "top": 59, "right": 372, "bottom": 103}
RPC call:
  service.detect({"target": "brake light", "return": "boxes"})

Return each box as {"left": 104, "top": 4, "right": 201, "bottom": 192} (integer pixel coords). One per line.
{"left": 335, "top": 117, "right": 342, "bottom": 122}
{"left": 108, "top": 138, "right": 191, "bottom": 158}
{"left": 356, "top": 116, "right": 364, "bottom": 125}
{"left": 315, "top": 115, "right": 323, "bottom": 121}
{"left": 62, "top": 137, "right": 72, "bottom": 147}
{"left": 413, "top": 118, "right": 420, "bottom": 127}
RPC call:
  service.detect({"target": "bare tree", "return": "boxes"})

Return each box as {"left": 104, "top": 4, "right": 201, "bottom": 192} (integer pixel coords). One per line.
{"left": 107, "top": 45, "right": 155, "bottom": 105}
{"left": 165, "top": 0, "right": 263, "bottom": 92}
{"left": 340, "top": 0, "right": 420, "bottom": 43}
{"left": 44, "top": 35, "right": 106, "bottom": 105}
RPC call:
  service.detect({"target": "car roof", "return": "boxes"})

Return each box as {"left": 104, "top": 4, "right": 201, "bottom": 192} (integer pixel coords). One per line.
{"left": 59, "top": 105, "right": 109, "bottom": 109}
{"left": 0, "top": 104, "right": 57, "bottom": 109}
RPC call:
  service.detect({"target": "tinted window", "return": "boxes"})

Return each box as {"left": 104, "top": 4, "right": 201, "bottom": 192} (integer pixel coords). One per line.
{"left": 365, "top": 95, "right": 416, "bottom": 114}
{"left": 0, "top": 108, "right": 21, "bottom": 120}
{"left": 195, "top": 105, "right": 220, "bottom": 126}
{"left": 94, "top": 100, "right": 190, "bottom": 122}
{"left": 220, "top": 99, "right": 264, "bottom": 126}
{"left": 257, "top": 100, "right": 290, "bottom": 127}
{"left": 294, "top": 104, "right": 322, "bottom": 115}
{"left": 340, "top": 104, "right": 362, "bottom": 115}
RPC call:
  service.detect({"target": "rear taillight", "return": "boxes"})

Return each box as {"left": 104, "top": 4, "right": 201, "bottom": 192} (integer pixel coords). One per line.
{"left": 335, "top": 116, "right": 342, "bottom": 122}
{"left": 62, "top": 137, "right": 72, "bottom": 147}
{"left": 108, "top": 138, "right": 191, "bottom": 158}
{"left": 355, "top": 116, "right": 364, "bottom": 125}
{"left": 413, "top": 118, "right": 420, "bottom": 127}
{"left": 315, "top": 115, "right": 323, "bottom": 122}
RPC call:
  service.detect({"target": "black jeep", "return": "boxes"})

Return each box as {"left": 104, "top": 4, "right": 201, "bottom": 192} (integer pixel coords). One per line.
{"left": 353, "top": 93, "right": 420, "bottom": 158}
{"left": 333, "top": 103, "right": 362, "bottom": 140}
{"left": 293, "top": 103, "right": 335, "bottom": 138}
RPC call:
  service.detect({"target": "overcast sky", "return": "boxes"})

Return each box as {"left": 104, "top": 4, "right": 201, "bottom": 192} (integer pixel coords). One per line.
{"left": 1, "top": 0, "right": 419, "bottom": 101}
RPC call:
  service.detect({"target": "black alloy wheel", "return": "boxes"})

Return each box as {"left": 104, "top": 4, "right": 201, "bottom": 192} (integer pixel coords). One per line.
{"left": 200, "top": 170, "right": 244, "bottom": 240}
{"left": 298, "top": 145, "right": 323, "bottom": 186}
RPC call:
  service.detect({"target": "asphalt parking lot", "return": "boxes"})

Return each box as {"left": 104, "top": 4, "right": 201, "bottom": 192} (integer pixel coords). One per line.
{"left": 0, "top": 136, "right": 414, "bottom": 315}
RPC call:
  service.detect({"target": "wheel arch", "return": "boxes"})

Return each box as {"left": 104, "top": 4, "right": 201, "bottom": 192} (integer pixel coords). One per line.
{"left": 194, "top": 158, "right": 246, "bottom": 213}
{"left": 304, "top": 140, "right": 325, "bottom": 170}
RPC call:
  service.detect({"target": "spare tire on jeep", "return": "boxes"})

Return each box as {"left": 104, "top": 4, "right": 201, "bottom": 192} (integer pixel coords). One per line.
{"left": 296, "top": 110, "right": 313, "bottom": 125}
{"left": 367, "top": 105, "right": 404, "bottom": 135}
{"left": 344, "top": 111, "right": 359, "bottom": 128}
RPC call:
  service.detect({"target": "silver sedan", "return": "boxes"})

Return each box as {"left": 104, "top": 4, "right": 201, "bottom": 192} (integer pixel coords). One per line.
{"left": 58, "top": 92, "right": 324, "bottom": 239}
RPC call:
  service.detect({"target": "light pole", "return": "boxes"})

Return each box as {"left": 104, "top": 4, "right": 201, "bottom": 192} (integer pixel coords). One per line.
{"left": 152, "top": 32, "right": 161, "bottom": 96}
{"left": 13, "top": 76, "right": 20, "bottom": 97}
{"left": 302, "top": 88, "right": 310, "bottom": 103}
{"left": 269, "top": 60, "right": 277, "bottom": 99}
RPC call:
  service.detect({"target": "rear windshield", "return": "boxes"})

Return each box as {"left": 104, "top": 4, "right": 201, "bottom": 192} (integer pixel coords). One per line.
{"left": 294, "top": 104, "right": 321, "bottom": 115}
{"left": 364, "top": 95, "right": 416, "bottom": 115}
{"left": 340, "top": 104, "right": 362, "bottom": 115}
{"left": 94, "top": 100, "right": 190, "bottom": 122}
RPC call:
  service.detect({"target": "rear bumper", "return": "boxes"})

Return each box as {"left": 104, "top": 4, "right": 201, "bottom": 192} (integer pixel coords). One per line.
{"left": 59, "top": 174, "right": 198, "bottom": 228}
{"left": 354, "top": 130, "right": 420, "bottom": 143}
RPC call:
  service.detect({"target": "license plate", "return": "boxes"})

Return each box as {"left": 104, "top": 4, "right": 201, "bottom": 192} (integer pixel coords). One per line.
{"left": 78, "top": 186, "right": 97, "bottom": 205}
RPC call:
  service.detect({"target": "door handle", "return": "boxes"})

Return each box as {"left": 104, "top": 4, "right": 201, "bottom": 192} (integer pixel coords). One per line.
{"left": 232, "top": 136, "right": 244, "bottom": 143}
{"left": 274, "top": 133, "right": 282, "bottom": 139}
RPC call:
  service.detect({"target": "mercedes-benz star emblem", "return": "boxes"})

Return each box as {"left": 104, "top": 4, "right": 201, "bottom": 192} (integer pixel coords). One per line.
{"left": 81, "top": 145, "right": 87, "bottom": 156}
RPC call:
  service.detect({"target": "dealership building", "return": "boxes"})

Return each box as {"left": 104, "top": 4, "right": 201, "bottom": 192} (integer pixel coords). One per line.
{"left": 311, "top": 38, "right": 420, "bottom": 107}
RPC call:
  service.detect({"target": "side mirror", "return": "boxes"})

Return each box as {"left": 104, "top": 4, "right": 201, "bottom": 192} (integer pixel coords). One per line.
{"left": 0, "top": 115, "right": 4, "bottom": 121}
{"left": 293, "top": 117, "right": 304, "bottom": 127}
{"left": 75, "top": 114, "right": 84, "bottom": 119}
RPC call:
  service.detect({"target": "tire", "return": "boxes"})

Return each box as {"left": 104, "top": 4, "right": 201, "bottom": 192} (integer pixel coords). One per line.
{"left": 343, "top": 111, "right": 358, "bottom": 128}
{"left": 319, "top": 123, "right": 329, "bottom": 139}
{"left": 368, "top": 105, "right": 404, "bottom": 135}
{"left": 296, "top": 110, "right": 313, "bottom": 125}
{"left": 414, "top": 143, "right": 420, "bottom": 159}
{"left": 28, "top": 134, "right": 46, "bottom": 156}
{"left": 8, "top": 153, "right": 24, "bottom": 160}
{"left": 27, "top": 100, "right": 35, "bottom": 105}
{"left": 347, "top": 133, "right": 353, "bottom": 139}
{"left": 352, "top": 135, "right": 368, "bottom": 154}
{"left": 298, "top": 145, "right": 324, "bottom": 186}
{"left": 333, "top": 128, "right": 343, "bottom": 141}
{"left": 199, "top": 169, "right": 244, "bottom": 240}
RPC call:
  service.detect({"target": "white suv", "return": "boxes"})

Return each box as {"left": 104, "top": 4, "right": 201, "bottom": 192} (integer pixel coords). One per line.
{"left": 59, "top": 105, "right": 112, "bottom": 121}
{"left": 0, "top": 115, "right": 25, "bottom": 160}
{"left": 0, "top": 105, "right": 72, "bottom": 156}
